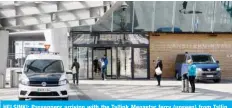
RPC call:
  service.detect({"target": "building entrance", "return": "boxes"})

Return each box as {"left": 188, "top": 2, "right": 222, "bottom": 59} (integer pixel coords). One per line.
{"left": 70, "top": 32, "right": 150, "bottom": 80}
{"left": 92, "top": 47, "right": 112, "bottom": 80}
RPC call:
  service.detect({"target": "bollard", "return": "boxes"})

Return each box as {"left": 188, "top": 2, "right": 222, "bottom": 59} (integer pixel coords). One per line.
{"left": 9, "top": 59, "right": 12, "bottom": 67}
{"left": 10, "top": 70, "right": 17, "bottom": 88}
{"left": 16, "top": 71, "right": 21, "bottom": 87}
{"left": 0, "top": 73, "right": 4, "bottom": 88}
{"left": 13, "top": 70, "right": 18, "bottom": 88}
{"left": 10, "top": 70, "right": 14, "bottom": 88}
{"left": 11, "top": 70, "right": 21, "bottom": 88}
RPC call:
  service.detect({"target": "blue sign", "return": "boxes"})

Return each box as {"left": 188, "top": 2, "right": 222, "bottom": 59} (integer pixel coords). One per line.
{"left": 0, "top": 101, "right": 231, "bottom": 108}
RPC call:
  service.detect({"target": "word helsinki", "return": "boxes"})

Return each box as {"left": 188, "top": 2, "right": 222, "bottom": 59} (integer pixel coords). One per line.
{"left": 3, "top": 104, "right": 228, "bottom": 108}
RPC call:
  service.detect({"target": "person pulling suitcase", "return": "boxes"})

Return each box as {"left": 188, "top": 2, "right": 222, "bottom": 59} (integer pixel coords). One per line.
{"left": 182, "top": 72, "right": 189, "bottom": 92}
{"left": 181, "top": 63, "right": 189, "bottom": 93}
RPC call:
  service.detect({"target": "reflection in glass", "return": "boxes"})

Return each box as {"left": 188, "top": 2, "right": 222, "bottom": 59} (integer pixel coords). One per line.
{"left": 77, "top": 47, "right": 88, "bottom": 79}
{"left": 106, "top": 49, "right": 112, "bottom": 76}
{"left": 214, "top": 1, "right": 232, "bottom": 32}
{"left": 24, "top": 60, "right": 64, "bottom": 73}
{"left": 88, "top": 48, "right": 92, "bottom": 79}
{"left": 117, "top": 47, "right": 131, "bottom": 78}
{"left": 134, "top": 48, "right": 148, "bottom": 78}
{"left": 112, "top": 47, "right": 117, "bottom": 78}
{"left": 154, "top": 1, "right": 174, "bottom": 32}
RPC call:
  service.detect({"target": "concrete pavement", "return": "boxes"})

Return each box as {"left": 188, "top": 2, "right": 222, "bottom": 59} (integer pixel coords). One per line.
{"left": 1, "top": 80, "right": 232, "bottom": 100}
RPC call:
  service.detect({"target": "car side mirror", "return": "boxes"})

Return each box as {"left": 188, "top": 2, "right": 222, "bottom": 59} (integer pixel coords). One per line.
{"left": 216, "top": 60, "right": 219, "bottom": 64}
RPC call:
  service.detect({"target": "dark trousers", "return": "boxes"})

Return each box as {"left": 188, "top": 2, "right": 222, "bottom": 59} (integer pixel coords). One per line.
{"left": 94, "top": 66, "right": 100, "bottom": 73}
{"left": 101, "top": 68, "right": 106, "bottom": 80}
{"left": 73, "top": 72, "right": 79, "bottom": 84}
{"left": 156, "top": 75, "right": 162, "bottom": 85}
{"left": 188, "top": 76, "right": 196, "bottom": 93}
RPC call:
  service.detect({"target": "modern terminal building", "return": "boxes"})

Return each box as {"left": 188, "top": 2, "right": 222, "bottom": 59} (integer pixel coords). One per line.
{"left": 0, "top": 1, "right": 232, "bottom": 84}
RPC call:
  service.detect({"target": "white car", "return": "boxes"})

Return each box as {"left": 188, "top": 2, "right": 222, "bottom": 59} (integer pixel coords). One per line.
{"left": 18, "top": 53, "right": 69, "bottom": 100}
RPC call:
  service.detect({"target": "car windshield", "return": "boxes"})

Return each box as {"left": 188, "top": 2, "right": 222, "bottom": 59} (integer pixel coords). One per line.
{"left": 191, "top": 55, "right": 215, "bottom": 63}
{"left": 24, "top": 59, "right": 64, "bottom": 73}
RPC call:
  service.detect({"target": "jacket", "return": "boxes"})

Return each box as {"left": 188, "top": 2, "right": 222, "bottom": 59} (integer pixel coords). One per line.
{"left": 101, "top": 57, "right": 108, "bottom": 69}
{"left": 181, "top": 64, "right": 188, "bottom": 75}
{"left": 188, "top": 64, "right": 196, "bottom": 76}
{"left": 71, "top": 61, "right": 80, "bottom": 73}
{"left": 155, "top": 60, "right": 163, "bottom": 71}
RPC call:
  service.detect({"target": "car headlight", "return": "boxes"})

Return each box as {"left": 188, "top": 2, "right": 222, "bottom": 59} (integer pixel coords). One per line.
{"left": 59, "top": 79, "right": 68, "bottom": 85}
{"left": 216, "top": 68, "right": 221, "bottom": 71}
{"left": 20, "top": 80, "right": 29, "bottom": 86}
{"left": 197, "top": 68, "right": 202, "bottom": 72}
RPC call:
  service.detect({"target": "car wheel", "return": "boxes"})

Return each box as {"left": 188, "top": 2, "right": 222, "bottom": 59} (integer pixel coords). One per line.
{"left": 175, "top": 73, "right": 181, "bottom": 80}
{"left": 213, "top": 79, "right": 221, "bottom": 83}
{"left": 18, "top": 98, "right": 26, "bottom": 101}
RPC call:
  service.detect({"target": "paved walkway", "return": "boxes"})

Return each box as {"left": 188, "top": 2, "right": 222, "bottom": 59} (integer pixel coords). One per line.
{"left": 1, "top": 80, "right": 232, "bottom": 100}
{"left": 78, "top": 80, "right": 232, "bottom": 100}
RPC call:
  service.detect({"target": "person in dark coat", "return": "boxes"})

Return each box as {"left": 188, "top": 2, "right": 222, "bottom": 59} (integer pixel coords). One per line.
{"left": 117, "top": 59, "right": 121, "bottom": 78}
{"left": 155, "top": 58, "right": 163, "bottom": 86}
{"left": 71, "top": 58, "right": 80, "bottom": 85}
{"left": 93, "top": 56, "right": 100, "bottom": 74}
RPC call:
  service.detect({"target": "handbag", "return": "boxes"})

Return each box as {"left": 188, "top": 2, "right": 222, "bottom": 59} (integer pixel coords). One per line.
{"left": 155, "top": 67, "right": 162, "bottom": 75}
{"left": 101, "top": 61, "right": 105, "bottom": 67}
{"left": 72, "top": 67, "right": 76, "bottom": 74}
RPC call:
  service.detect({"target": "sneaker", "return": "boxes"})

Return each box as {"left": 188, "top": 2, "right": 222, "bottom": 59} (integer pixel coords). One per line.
{"left": 104, "top": 79, "right": 107, "bottom": 81}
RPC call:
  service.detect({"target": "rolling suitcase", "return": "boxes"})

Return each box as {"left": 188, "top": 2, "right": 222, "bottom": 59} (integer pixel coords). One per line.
{"left": 182, "top": 73, "right": 189, "bottom": 93}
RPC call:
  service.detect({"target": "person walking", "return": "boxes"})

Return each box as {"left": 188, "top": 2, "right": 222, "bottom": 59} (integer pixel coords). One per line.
{"left": 101, "top": 55, "right": 108, "bottom": 80}
{"left": 154, "top": 58, "right": 163, "bottom": 86}
{"left": 181, "top": 63, "right": 189, "bottom": 93}
{"left": 182, "top": 52, "right": 189, "bottom": 92}
{"left": 117, "top": 59, "right": 121, "bottom": 79}
{"left": 93, "top": 56, "right": 100, "bottom": 75}
{"left": 187, "top": 59, "right": 196, "bottom": 93}
{"left": 71, "top": 58, "right": 80, "bottom": 85}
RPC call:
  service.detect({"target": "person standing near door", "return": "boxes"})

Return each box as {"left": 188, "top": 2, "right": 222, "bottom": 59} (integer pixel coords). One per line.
{"left": 154, "top": 57, "right": 163, "bottom": 86}
{"left": 71, "top": 58, "right": 80, "bottom": 85}
{"left": 93, "top": 56, "right": 100, "bottom": 75}
{"left": 117, "top": 59, "right": 121, "bottom": 79}
{"left": 101, "top": 55, "right": 108, "bottom": 80}
{"left": 187, "top": 59, "right": 196, "bottom": 93}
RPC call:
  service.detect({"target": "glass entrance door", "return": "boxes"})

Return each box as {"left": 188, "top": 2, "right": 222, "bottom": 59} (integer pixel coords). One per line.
{"left": 116, "top": 47, "right": 132, "bottom": 79}
{"left": 132, "top": 47, "right": 149, "bottom": 79}
{"left": 92, "top": 47, "right": 112, "bottom": 79}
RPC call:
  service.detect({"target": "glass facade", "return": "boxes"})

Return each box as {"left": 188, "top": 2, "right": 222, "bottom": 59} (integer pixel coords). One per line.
{"left": 71, "top": 1, "right": 232, "bottom": 33}
{"left": 73, "top": 33, "right": 149, "bottom": 45}
{"left": 69, "top": 33, "right": 149, "bottom": 79}
{"left": 69, "top": 1, "right": 232, "bottom": 79}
